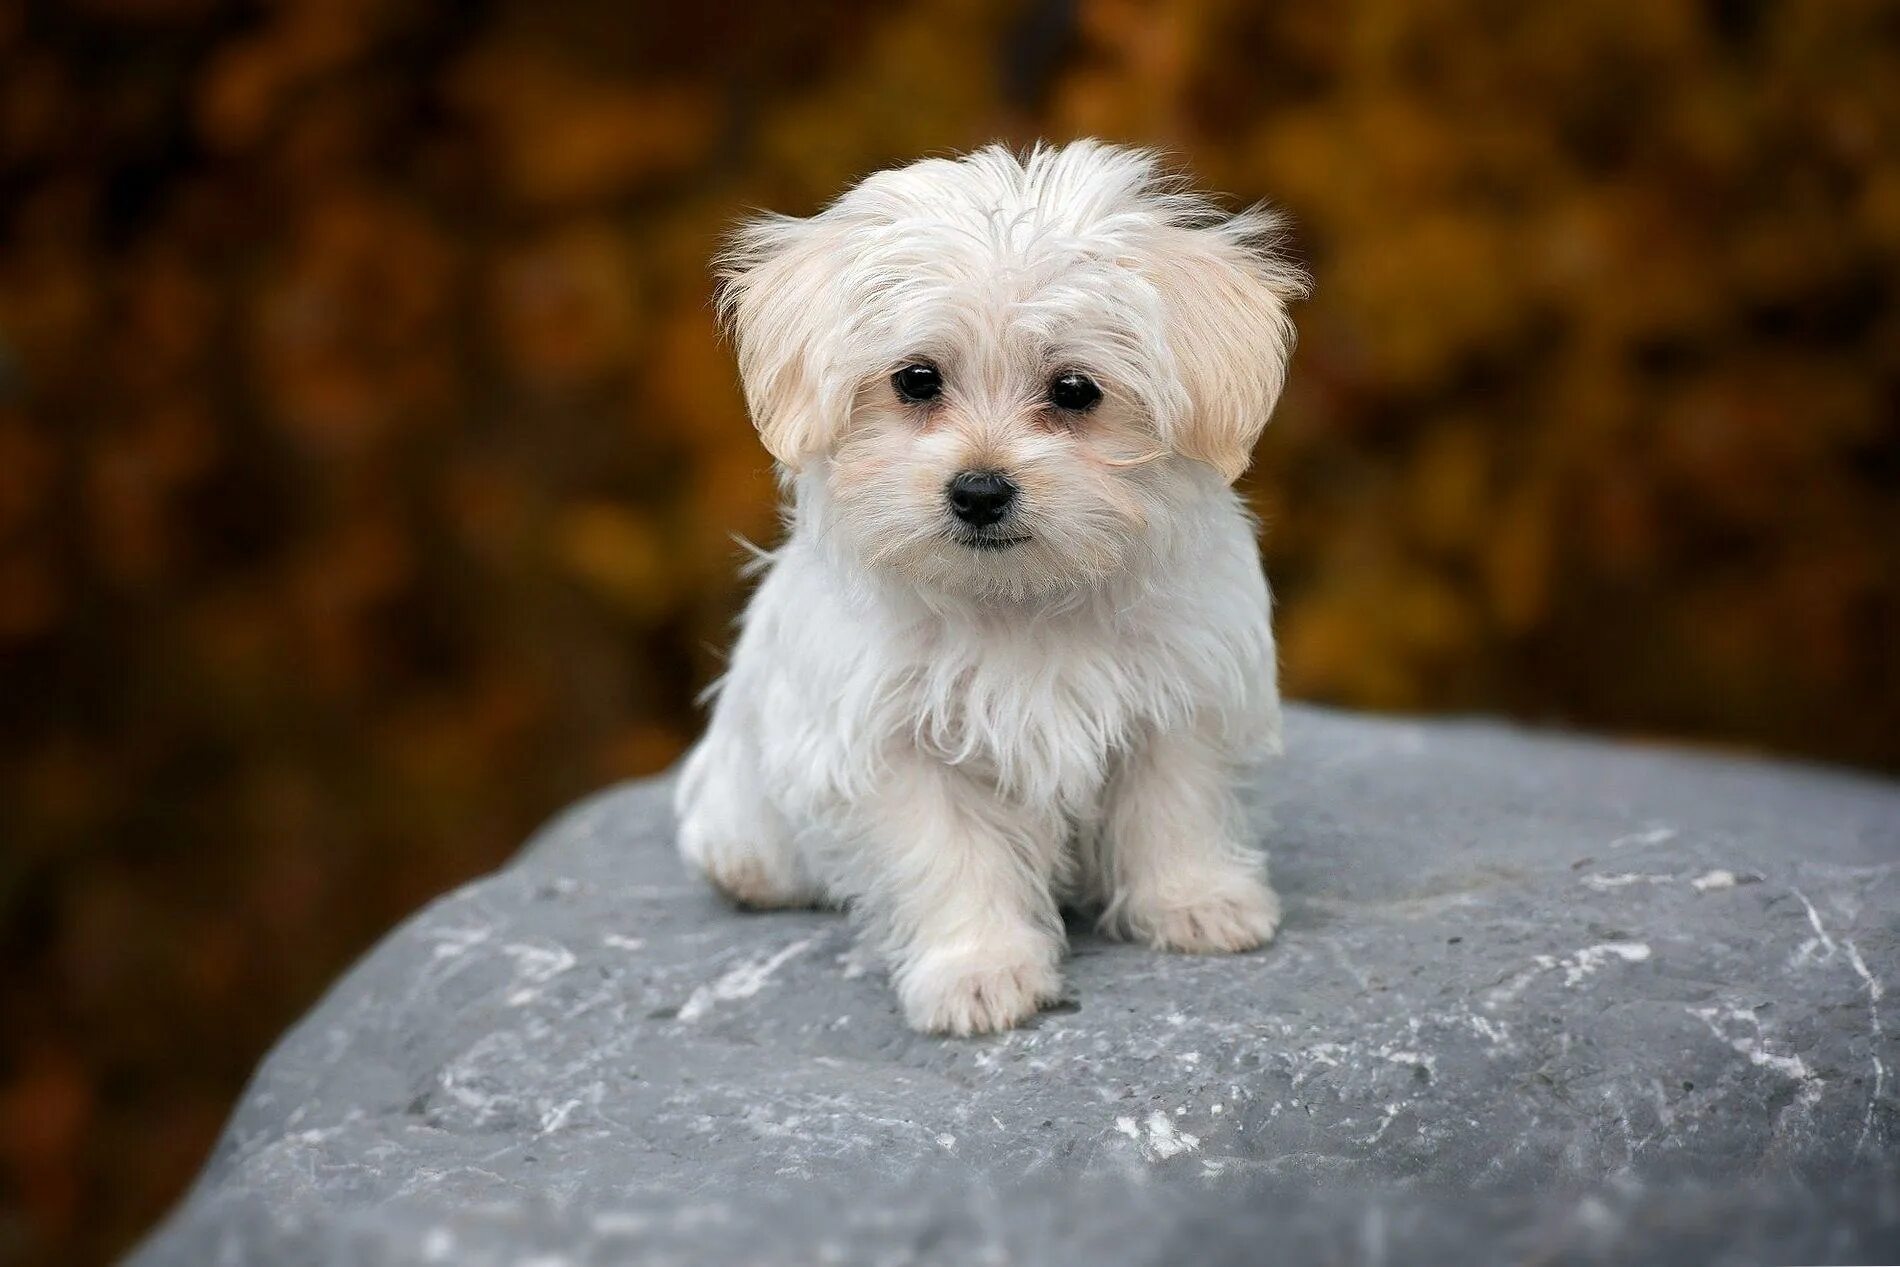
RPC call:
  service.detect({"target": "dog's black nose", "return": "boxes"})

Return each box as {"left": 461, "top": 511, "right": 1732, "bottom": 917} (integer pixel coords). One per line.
{"left": 946, "top": 470, "right": 1018, "bottom": 527}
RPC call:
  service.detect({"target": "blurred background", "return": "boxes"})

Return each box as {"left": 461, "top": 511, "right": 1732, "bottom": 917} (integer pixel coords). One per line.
{"left": 0, "top": 0, "right": 1896, "bottom": 1262}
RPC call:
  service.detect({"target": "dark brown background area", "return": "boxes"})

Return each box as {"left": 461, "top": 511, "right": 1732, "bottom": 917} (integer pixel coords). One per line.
{"left": 1, "top": 0, "right": 1896, "bottom": 1263}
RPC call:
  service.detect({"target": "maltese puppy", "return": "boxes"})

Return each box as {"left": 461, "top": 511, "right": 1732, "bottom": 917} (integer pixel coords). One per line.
{"left": 675, "top": 141, "right": 1306, "bottom": 1035}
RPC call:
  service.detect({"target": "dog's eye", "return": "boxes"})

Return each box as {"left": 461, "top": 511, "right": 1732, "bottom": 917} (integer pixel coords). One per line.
{"left": 1047, "top": 371, "right": 1102, "bottom": 413}
{"left": 892, "top": 363, "right": 943, "bottom": 404}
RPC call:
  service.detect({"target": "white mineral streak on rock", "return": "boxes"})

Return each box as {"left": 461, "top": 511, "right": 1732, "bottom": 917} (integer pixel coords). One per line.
{"left": 1555, "top": 942, "right": 1652, "bottom": 987}
{"left": 1688, "top": 1006, "right": 1824, "bottom": 1108}
{"left": 1467, "top": 1014, "right": 1513, "bottom": 1050}
{"left": 1112, "top": 1112, "right": 1200, "bottom": 1161}
{"left": 1580, "top": 872, "right": 1674, "bottom": 891}
{"left": 1142, "top": 1110, "right": 1200, "bottom": 1159}
{"left": 1789, "top": 888, "right": 1838, "bottom": 968}
{"left": 426, "top": 925, "right": 491, "bottom": 959}
{"left": 1844, "top": 937, "right": 1888, "bottom": 1157}
{"left": 501, "top": 941, "right": 578, "bottom": 1005}
{"left": 1485, "top": 942, "right": 1651, "bottom": 1008}
{"left": 1794, "top": 889, "right": 1888, "bottom": 1155}
{"left": 678, "top": 936, "right": 816, "bottom": 1021}
{"left": 540, "top": 1097, "right": 583, "bottom": 1135}
{"left": 1690, "top": 870, "right": 1737, "bottom": 891}
{"left": 1362, "top": 1103, "right": 1403, "bottom": 1145}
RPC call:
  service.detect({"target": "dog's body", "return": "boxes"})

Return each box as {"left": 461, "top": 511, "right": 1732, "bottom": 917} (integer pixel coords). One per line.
{"left": 675, "top": 142, "right": 1305, "bottom": 1034}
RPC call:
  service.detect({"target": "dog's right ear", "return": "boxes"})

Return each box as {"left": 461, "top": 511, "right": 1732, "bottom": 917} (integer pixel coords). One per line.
{"left": 716, "top": 214, "right": 848, "bottom": 470}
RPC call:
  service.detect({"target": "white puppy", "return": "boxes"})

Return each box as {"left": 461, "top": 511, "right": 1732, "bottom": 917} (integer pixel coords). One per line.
{"left": 675, "top": 141, "right": 1306, "bottom": 1035}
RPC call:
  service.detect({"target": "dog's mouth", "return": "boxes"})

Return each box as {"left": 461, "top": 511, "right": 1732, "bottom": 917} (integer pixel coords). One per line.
{"left": 953, "top": 531, "right": 1031, "bottom": 552}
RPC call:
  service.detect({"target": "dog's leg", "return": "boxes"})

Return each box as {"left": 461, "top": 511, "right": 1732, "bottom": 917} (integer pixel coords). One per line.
{"left": 851, "top": 757, "right": 1065, "bottom": 1035}
{"left": 675, "top": 731, "right": 820, "bottom": 910}
{"left": 1096, "top": 727, "right": 1281, "bottom": 954}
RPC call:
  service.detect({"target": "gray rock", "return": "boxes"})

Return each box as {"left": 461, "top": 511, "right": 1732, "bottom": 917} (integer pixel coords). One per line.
{"left": 130, "top": 707, "right": 1900, "bottom": 1266}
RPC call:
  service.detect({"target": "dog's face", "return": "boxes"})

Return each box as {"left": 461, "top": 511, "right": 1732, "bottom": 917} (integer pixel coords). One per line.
{"left": 719, "top": 142, "right": 1305, "bottom": 598}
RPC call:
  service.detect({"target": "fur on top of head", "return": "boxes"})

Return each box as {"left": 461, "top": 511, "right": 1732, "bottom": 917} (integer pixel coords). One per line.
{"left": 715, "top": 140, "right": 1308, "bottom": 483}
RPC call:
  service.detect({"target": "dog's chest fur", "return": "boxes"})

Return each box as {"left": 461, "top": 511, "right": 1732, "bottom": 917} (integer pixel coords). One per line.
{"left": 742, "top": 513, "right": 1274, "bottom": 827}
{"left": 899, "top": 612, "right": 1162, "bottom": 809}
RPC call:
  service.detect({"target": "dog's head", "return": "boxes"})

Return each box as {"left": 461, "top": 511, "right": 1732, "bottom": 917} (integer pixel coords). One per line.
{"left": 718, "top": 141, "right": 1306, "bottom": 598}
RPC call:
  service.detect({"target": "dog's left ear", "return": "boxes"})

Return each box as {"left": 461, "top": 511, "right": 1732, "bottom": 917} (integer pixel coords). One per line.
{"left": 1146, "top": 211, "right": 1308, "bottom": 482}
{"left": 716, "top": 213, "right": 849, "bottom": 470}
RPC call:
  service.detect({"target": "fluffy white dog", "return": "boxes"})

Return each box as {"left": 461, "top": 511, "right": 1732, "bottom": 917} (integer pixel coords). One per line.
{"left": 675, "top": 141, "right": 1306, "bottom": 1035}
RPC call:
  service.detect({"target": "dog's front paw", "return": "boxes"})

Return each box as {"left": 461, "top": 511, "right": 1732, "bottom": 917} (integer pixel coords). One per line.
{"left": 1126, "top": 880, "right": 1281, "bottom": 955}
{"left": 677, "top": 805, "right": 818, "bottom": 911}
{"left": 699, "top": 854, "right": 817, "bottom": 911}
{"left": 898, "top": 943, "right": 1062, "bottom": 1036}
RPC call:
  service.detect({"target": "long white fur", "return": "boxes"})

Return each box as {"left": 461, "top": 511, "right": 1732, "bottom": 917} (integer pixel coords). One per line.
{"left": 675, "top": 141, "right": 1307, "bottom": 1035}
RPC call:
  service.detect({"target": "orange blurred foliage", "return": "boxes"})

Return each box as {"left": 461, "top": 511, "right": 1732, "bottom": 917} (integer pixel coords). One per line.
{"left": 1, "top": 1, "right": 1896, "bottom": 1263}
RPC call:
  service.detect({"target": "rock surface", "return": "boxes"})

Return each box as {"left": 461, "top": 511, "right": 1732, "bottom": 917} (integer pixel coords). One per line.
{"left": 132, "top": 708, "right": 1900, "bottom": 1265}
